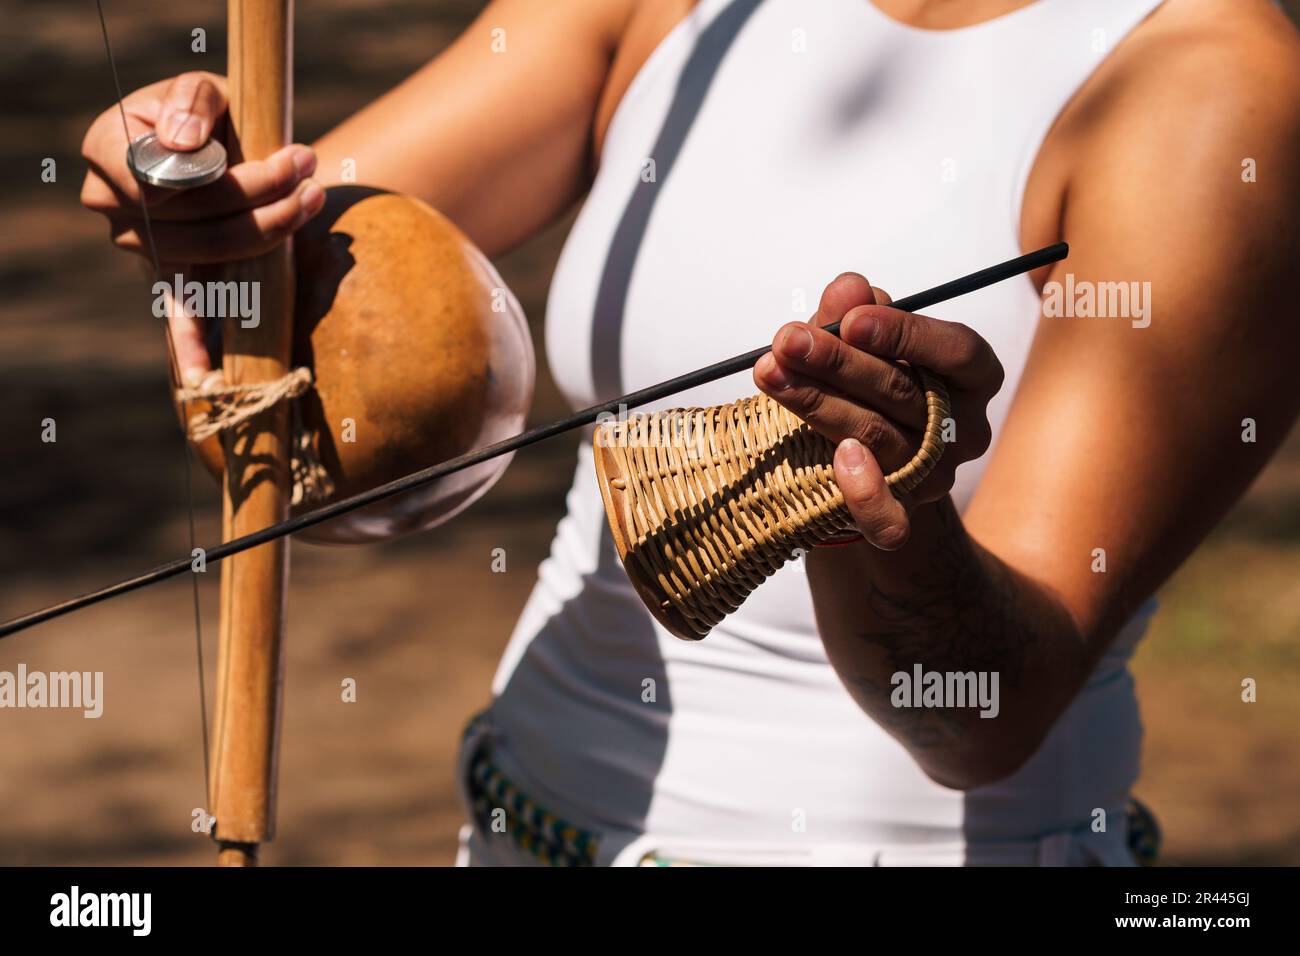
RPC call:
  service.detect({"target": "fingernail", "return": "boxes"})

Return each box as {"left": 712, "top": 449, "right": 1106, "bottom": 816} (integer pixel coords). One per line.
{"left": 163, "top": 111, "right": 187, "bottom": 141}
{"left": 780, "top": 325, "right": 814, "bottom": 360}
{"left": 171, "top": 113, "right": 203, "bottom": 149}
{"left": 842, "top": 313, "right": 876, "bottom": 348}
{"left": 757, "top": 353, "right": 793, "bottom": 391}
{"left": 839, "top": 438, "right": 867, "bottom": 475}
{"left": 181, "top": 367, "right": 204, "bottom": 387}
{"left": 300, "top": 180, "right": 325, "bottom": 216}
{"left": 291, "top": 145, "right": 317, "bottom": 179}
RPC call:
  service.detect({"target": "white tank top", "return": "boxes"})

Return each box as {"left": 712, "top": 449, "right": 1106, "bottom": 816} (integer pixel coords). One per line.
{"left": 483, "top": 0, "right": 1164, "bottom": 861}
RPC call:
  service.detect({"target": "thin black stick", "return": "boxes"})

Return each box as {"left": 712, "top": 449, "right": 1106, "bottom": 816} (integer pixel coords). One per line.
{"left": 0, "top": 242, "right": 1066, "bottom": 639}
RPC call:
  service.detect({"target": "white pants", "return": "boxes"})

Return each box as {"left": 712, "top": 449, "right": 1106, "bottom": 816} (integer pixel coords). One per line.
{"left": 453, "top": 710, "right": 1136, "bottom": 867}
{"left": 457, "top": 822, "right": 1134, "bottom": 866}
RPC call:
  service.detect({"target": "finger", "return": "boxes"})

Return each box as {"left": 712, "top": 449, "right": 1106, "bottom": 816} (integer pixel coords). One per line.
{"left": 754, "top": 356, "right": 918, "bottom": 468}
{"left": 81, "top": 164, "right": 192, "bottom": 223}
{"left": 834, "top": 438, "right": 910, "bottom": 551}
{"left": 109, "top": 178, "right": 326, "bottom": 263}
{"left": 133, "top": 145, "right": 317, "bottom": 222}
{"left": 762, "top": 321, "right": 929, "bottom": 430}
{"left": 81, "top": 108, "right": 174, "bottom": 209}
{"left": 80, "top": 168, "right": 128, "bottom": 215}
{"left": 839, "top": 305, "right": 1004, "bottom": 392}
{"left": 154, "top": 260, "right": 215, "bottom": 386}
{"left": 167, "top": 300, "right": 213, "bottom": 388}
{"left": 155, "top": 72, "right": 227, "bottom": 150}
{"left": 809, "top": 272, "right": 879, "bottom": 330}
{"left": 84, "top": 127, "right": 314, "bottom": 223}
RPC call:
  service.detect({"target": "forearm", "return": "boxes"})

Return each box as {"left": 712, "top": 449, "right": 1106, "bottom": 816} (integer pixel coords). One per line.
{"left": 310, "top": 0, "right": 629, "bottom": 256}
{"left": 806, "top": 496, "right": 1092, "bottom": 789}
{"left": 310, "top": 70, "right": 592, "bottom": 256}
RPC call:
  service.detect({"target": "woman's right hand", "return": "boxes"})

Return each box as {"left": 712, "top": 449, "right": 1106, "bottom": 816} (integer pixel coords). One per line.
{"left": 80, "top": 71, "right": 324, "bottom": 382}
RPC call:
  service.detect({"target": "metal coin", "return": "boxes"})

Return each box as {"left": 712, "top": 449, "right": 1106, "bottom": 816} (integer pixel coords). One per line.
{"left": 127, "top": 132, "right": 227, "bottom": 189}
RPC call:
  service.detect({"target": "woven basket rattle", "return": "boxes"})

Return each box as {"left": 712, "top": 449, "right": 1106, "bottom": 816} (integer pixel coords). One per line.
{"left": 593, "top": 368, "right": 950, "bottom": 640}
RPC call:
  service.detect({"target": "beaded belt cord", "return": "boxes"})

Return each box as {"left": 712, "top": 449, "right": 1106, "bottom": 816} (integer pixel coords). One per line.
{"left": 468, "top": 752, "right": 599, "bottom": 867}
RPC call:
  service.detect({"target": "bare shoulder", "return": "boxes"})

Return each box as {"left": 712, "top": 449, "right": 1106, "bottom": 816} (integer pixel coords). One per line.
{"left": 1044, "top": 0, "right": 1300, "bottom": 267}
{"left": 1073, "top": 0, "right": 1300, "bottom": 167}
{"left": 1124, "top": 0, "right": 1298, "bottom": 104}
{"left": 1019, "top": 0, "right": 1300, "bottom": 396}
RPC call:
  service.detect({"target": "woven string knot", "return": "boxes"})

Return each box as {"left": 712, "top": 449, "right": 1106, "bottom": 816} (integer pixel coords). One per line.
{"left": 176, "top": 366, "right": 335, "bottom": 506}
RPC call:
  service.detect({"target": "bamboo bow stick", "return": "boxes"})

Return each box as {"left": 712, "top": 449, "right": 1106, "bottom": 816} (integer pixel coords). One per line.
{"left": 208, "top": 0, "right": 295, "bottom": 867}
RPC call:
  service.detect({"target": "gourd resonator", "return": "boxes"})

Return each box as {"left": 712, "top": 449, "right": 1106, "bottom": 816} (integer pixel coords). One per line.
{"left": 593, "top": 369, "right": 950, "bottom": 640}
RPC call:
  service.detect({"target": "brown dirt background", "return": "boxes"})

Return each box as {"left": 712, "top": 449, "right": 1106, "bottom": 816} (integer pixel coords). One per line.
{"left": 0, "top": 0, "right": 1296, "bottom": 866}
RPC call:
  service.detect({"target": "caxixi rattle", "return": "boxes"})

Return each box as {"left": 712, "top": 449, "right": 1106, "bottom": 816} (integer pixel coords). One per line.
{"left": 593, "top": 370, "right": 950, "bottom": 640}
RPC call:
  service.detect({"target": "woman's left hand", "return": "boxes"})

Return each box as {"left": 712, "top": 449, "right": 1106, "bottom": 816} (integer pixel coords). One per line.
{"left": 753, "top": 273, "right": 1004, "bottom": 550}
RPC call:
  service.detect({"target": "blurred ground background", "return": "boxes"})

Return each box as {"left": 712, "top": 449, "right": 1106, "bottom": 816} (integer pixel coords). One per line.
{"left": 0, "top": 0, "right": 1296, "bottom": 866}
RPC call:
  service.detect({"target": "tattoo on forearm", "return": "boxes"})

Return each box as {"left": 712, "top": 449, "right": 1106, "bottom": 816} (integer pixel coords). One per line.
{"left": 844, "top": 498, "right": 1039, "bottom": 751}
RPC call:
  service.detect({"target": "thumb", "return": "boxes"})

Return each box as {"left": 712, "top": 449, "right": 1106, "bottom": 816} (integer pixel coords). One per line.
{"left": 834, "top": 438, "right": 910, "bottom": 550}
{"left": 155, "top": 72, "right": 227, "bottom": 151}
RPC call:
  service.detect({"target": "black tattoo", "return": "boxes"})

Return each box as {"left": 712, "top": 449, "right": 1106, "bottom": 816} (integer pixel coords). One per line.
{"left": 843, "top": 498, "right": 1040, "bottom": 751}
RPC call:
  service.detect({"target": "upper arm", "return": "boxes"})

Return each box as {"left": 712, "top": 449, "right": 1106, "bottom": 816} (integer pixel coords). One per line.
{"left": 311, "top": 0, "right": 637, "bottom": 254}
{"left": 964, "top": 13, "right": 1300, "bottom": 646}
